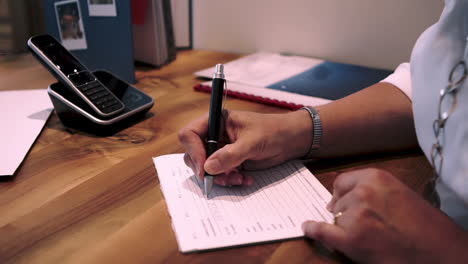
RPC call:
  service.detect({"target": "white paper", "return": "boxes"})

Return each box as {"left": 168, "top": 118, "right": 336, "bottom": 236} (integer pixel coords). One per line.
{"left": 195, "top": 51, "right": 331, "bottom": 107}
{"left": 154, "top": 154, "right": 333, "bottom": 252}
{"left": 0, "top": 90, "right": 53, "bottom": 176}
{"left": 87, "top": 0, "right": 117, "bottom": 17}
{"left": 195, "top": 51, "right": 323, "bottom": 87}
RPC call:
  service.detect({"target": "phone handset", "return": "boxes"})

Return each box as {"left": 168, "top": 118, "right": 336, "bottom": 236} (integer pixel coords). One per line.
{"left": 27, "top": 34, "right": 125, "bottom": 117}
{"left": 66, "top": 70, "right": 125, "bottom": 115}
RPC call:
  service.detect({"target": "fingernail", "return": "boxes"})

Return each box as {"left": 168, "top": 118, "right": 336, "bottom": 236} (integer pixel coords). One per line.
{"left": 220, "top": 179, "right": 227, "bottom": 186}
{"left": 244, "top": 176, "right": 254, "bottom": 186}
{"left": 214, "top": 177, "right": 227, "bottom": 186}
{"left": 229, "top": 172, "right": 243, "bottom": 185}
{"left": 326, "top": 199, "right": 334, "bottom": 212}
{"left": 205, "top": 159, "right": 222, "bottom": 174}
{"left": 233, "top": 176, "right": 242, "bottom": 185}
{"left": 301, "top": 221, "right": 310, "bottom": 232}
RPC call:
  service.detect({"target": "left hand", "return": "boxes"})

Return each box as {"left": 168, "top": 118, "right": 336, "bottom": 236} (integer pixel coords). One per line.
{"left": 302, "top": 168, "right": 468, "bottom": 264}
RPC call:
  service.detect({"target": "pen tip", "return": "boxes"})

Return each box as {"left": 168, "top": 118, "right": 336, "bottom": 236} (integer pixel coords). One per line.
{"left": 204, "top": 177, "right": 213, "bottom": 199}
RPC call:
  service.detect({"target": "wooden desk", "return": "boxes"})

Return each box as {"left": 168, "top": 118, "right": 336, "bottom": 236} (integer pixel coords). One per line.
{"left": 0, "top": 50, "right": 433, "bottom": 263}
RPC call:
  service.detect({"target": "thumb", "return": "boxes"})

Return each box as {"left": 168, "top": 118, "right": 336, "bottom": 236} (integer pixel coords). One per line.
{"left": 302, "top": 221, "right": 347, "bottom": 252}
{"left": 204, "top": 140, "right": 252, "bottom": 174}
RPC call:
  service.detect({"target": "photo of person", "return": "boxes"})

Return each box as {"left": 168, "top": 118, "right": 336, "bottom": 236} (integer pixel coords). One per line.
{"left": 88, "top": 0, "right": 117, "bottom": 17}
{"left": 55, "top": 0, "right": 87, "bottom": 50}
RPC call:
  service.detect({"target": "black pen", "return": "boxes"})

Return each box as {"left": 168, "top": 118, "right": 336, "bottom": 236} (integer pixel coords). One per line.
{"left": 204, "top": 64, "right": 225, "bottom": 198}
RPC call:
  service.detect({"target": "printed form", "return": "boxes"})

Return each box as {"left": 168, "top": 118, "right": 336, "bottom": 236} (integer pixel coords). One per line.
{"left": 153, "top": 154, "right": 333, "bottom": 252}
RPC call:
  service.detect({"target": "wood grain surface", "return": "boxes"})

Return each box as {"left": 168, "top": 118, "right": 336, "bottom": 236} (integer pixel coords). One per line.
{"left": 0, "top": 50, "right": 433, "bottom": 263}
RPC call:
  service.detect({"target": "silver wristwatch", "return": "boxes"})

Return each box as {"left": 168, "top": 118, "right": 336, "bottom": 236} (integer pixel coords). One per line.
{"left": 301, "top": 106, "right": 322, "bottom": 158}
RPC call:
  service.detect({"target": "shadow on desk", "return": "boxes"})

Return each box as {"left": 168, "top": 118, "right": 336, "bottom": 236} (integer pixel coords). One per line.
{"left": 48, "top": 111, "right": 155, "bottom": 137}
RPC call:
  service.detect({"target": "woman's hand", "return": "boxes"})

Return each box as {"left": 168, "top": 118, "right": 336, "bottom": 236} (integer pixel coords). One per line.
{"left": 178, "top": 109, "right": 312, "bottom": 186}
{"left": 302, "top": 168, "right": 468, "bottom": 264}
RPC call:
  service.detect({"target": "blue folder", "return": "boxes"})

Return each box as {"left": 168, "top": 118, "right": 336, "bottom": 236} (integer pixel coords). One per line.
{"left": 267, "top": 61, "right": 392, "bottom": 100}
{"left": 43, "top": 0, "right": 135, "bottom": 83}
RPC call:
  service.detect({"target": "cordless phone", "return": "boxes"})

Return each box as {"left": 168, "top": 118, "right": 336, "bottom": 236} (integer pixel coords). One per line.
{"left": 27, "top": 34, "right": 125, "bottom": 117}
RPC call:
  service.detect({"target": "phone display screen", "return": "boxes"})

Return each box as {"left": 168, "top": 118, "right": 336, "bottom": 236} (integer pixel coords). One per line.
{"left": 68, "top": 71, "right": 95, "bottom": 86}
{"left": 32, "top": 35, "right": 87, "bottom": 77}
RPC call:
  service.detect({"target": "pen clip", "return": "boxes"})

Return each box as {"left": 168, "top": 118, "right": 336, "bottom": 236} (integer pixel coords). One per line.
{"left": 221, "top": 79, "right": 228, "bottom": 111}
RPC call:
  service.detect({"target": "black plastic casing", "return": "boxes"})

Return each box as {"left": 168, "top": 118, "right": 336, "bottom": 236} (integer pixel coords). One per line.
{"left": 206, "top": 78, "right": 225, "bottom": 156}
{"left": 48, "top": 70, "right": 154, "bottom": 136}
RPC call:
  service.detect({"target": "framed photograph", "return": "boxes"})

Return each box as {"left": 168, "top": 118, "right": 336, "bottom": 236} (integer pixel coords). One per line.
{"left": 54, "top": 0, "right": 87, "bottom": 50}
{"left": 87, "top": 0, "right": 117, "bottom": 17}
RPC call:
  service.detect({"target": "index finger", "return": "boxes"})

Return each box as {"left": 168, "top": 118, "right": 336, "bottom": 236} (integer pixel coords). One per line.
{"left": 178, "top": 113, "right": 209, "bottom": 179}
{"left": 327, "top": 170, "right": 363, "bottom": 212}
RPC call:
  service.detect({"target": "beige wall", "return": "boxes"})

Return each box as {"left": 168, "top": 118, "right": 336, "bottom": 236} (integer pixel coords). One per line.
{"left": 193, "top": 0, "right": 444, "bottom": 70}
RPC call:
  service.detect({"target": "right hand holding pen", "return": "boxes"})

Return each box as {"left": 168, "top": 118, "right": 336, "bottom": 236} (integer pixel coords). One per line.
{"left": 178, "top": 109, "right": 312, "bottom": 186}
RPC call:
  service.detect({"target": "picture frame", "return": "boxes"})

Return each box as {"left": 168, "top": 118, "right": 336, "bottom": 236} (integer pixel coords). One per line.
{"left": 54, "top": 0, "right": 87, "bottom": 50}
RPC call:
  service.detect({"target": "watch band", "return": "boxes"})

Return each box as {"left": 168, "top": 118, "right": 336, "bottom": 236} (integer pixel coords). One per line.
{"left": 301, "top": 106, "right": 322, "bottom": 158}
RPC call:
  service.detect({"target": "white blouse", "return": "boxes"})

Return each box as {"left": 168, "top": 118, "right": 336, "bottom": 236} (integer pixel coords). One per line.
{"left": 382, "top": 0, "right": 468, "bottom": 229}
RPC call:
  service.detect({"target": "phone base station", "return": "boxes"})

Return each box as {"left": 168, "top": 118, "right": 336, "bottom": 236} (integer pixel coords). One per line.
{"left": 48, "top": 70, "right": 154, "bottom": 136}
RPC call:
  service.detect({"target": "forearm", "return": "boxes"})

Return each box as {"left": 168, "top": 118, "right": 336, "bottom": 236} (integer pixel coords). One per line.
{"left": 312, "top": 82, "right": 418, "bottom": 158}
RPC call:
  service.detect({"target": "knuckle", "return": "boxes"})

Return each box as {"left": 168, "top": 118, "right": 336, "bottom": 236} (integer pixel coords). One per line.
{"left": 222, "top": 109, "right": 231, "bottom": 122}
{"left": 215, "top": 148, "right": 235, "bottom": 168}
{"left": 333, "top": 173, "right": 347, "bottom": 189}
{"left": 354, "top": 185, "right": 374, "bottom": 202}
{"left": 225, "top": 110, "right": 239, "bottom": 128}
{"left": 355, "top": 206, "right": 376, "bottom": 221}
{"left": 177, "top": 128, "right": 190, "bottom": 143}
{"left": 365, "top": 168, "right": 391, "bottom": 183}
{"left": 222, "top": 146, "right": 235, "bottom": 159}
{"left": 253, "top": 139, "right": 268, "bottom": 155}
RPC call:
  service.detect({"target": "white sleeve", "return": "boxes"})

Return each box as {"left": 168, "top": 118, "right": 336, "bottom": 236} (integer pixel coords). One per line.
{"left": 380, "top": 62, "right": 412, "bottom": 100}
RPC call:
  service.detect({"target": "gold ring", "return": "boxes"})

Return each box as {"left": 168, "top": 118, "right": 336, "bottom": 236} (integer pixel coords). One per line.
{"left": 333, "top": 211, "right": 343, "bottom": 225}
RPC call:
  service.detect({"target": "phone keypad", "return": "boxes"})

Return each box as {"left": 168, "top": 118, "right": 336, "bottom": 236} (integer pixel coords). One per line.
{"left": 78, "top": 81, "right": 124, "bottom": 114}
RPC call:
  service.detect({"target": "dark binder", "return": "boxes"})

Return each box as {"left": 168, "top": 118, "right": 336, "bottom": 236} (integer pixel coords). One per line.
{"left": 162, "top": 0, "right": 176, "bottom": 63}
{"left": 43, "top": 0, "right": 136, "bottom": 83}
{"left": 133, "top": 0, "right": 176, "bottom": 67}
